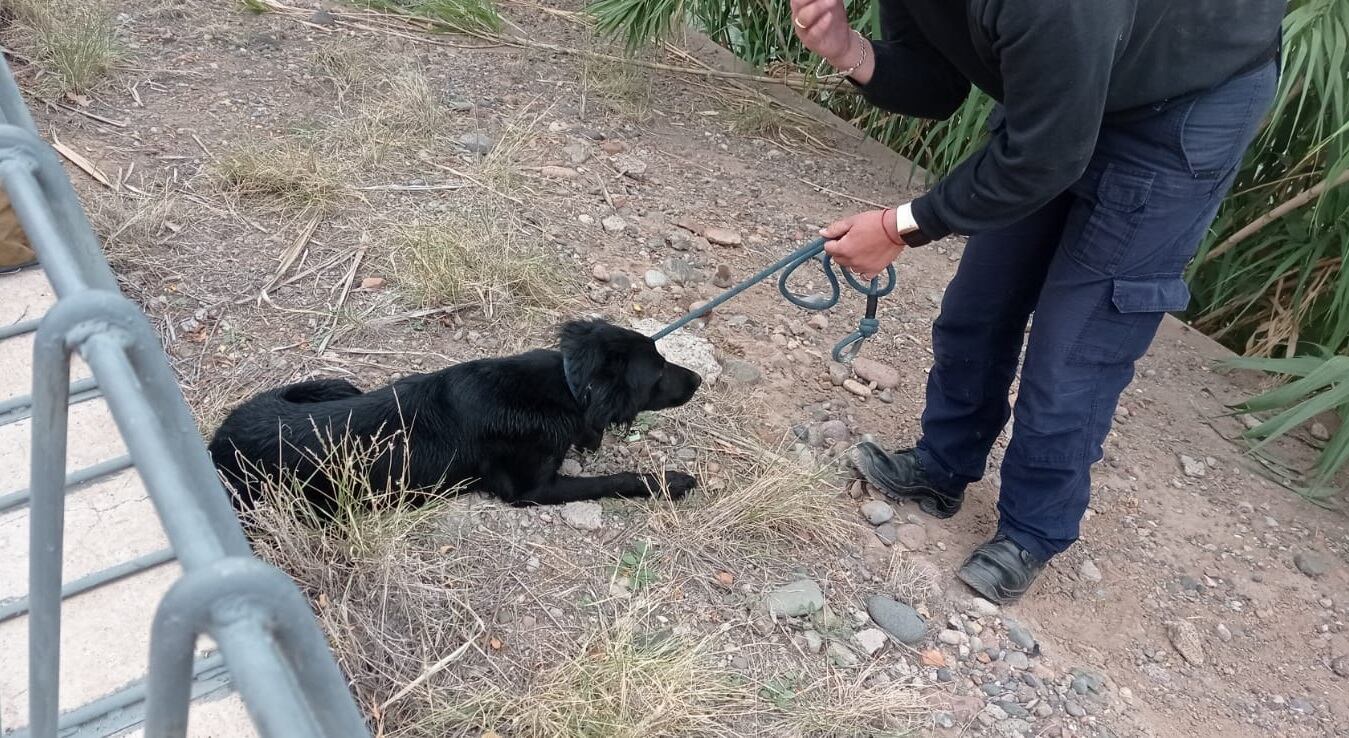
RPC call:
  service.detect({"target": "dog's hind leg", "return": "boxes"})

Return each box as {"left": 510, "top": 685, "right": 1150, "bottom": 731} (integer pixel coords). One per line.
{"left": 508, "top": 470, "right": 697, "bottom": 506}
{"left": 277, "top": 379, "right": 363, "bottom": 403}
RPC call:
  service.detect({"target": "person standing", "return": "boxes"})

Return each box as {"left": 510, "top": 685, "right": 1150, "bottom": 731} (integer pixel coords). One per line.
{"left": 790, "top": 0, "right": 1285, "bottom": 603}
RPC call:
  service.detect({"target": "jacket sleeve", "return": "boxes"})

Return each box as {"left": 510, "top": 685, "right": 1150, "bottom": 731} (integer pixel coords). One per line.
{"left": 850, "top": 0, "right": 971, "bottom": 120}
{"left": 909, "top": 0, "right": 1125, "bottom": 240}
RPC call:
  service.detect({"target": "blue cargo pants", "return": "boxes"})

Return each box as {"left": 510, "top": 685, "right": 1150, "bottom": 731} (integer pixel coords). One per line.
{"left": 915, "top": 61, "right": 1278, "bottom": 562}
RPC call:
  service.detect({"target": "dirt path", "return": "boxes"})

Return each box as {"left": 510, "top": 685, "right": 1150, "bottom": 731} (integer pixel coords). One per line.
{"left": 13, "top": 0, "right": 1349, "bottom": 735}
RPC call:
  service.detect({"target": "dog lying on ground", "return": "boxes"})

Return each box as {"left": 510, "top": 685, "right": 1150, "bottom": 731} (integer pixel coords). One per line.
{"left": 208, "top": 319, "right": 701, "bottom": 513}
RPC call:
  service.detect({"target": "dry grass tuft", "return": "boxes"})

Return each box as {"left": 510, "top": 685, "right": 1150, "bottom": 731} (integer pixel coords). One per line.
{"left": 5, "top": 0, "right": 125, "bottom": 93}
{"left": 650, "top": 440, "right": 858, "bottom": 562}
{"left": 583, "top": 46, "right": 654, "bottom": 121}
{"left": 884, "top": 550, "right": 941, "bottom": 607}
{"left": 89, "top": 190, "right": 177, "bottom": 262}
{"left": 214, "top": 140, "right": 350, "bottom": 210}
{"left": 729, "top": 101, "right": 788, "bottom": 138}
{"left": 451, "top": 599, "right": 756, "bottom": 737}
{"left": 238, "top": 430, "right": 484, "bottom": 732}
{"left": 375, "top": 70, "right": 446, "bottom": 137}
{"left": 351, "top": 0, "right": 503, "bottom": 35}
{"left": 779, "top": 669, "right": 929, "bottom": 736}
{"left": 392, "top": 206, "right": 575, "bottom": 318}
{"left": 303, "top": 57, "right": 458, "bottom": 165}
{"left": 469, "top": 104, "right": 551, "bottom": 189}
{"left": 309, "top": 42, "right": 380, "bottom": 96}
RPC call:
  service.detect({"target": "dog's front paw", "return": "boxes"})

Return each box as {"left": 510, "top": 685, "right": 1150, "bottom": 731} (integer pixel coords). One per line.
{"left": 661, "top": 470, "right": 698, "bottom": 499}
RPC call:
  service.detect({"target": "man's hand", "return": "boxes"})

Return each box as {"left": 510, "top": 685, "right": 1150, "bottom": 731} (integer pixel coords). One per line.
{"left": 790, "top": 0, "right": 854, "bottom": 65}
{"left": 821, "top": 210, "right": 906, "bottom": 280}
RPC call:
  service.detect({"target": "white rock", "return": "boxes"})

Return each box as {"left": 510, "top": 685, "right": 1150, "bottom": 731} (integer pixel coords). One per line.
{"left": 855, "top": 628, "right": 887, "bottom": 656}
{"left": 560, "top": 501, "right": 603, "bottom": 531}
{"left": 601, "top": 215, "right": 628, "bottom": 233}
{"left": 938, "top": 629, "right": 966, "bottom": 646}
{"left": 968, "top": 597, "right": 1000, "bottom": 618}
{"left": 1179, "top": 454, "right": 1207, "bottom": 478}
{"left": 632, "top": 318, "right": 722, "bottom": 384}
{"left": 644, "top": 269, "right": 669, "bottom": 288}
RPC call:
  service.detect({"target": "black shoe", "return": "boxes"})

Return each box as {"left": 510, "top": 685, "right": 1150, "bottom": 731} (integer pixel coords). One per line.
{"left": 958, "top": 533, "right": 1045, "bottom": 604}
{"left": 848, "top": 442, "right": 965, "bottom": 519}
{"left": 0, "top": 259, "right": 37, "bottom": 275}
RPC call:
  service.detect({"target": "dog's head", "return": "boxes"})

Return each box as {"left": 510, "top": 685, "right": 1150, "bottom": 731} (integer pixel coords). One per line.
{"left": 559, "top": 319, "right": 702, "bottom": 436}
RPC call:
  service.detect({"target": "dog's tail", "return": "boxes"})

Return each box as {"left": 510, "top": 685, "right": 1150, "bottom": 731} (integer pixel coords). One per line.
{"left": 276, "top": 379, "right": 363, "bottom": 404}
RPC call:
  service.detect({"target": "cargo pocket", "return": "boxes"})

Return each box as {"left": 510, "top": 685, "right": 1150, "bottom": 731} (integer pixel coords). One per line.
{"left": 1067, "top": 276, "right": 1190, "bottom": 366}
{"left": 1066, "top": 163, "right": 1155, "bottom": 276}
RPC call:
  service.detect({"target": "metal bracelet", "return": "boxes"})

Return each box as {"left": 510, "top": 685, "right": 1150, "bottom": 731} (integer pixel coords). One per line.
{"left": 818, "top": 30, "right": 869, "bottom": 80}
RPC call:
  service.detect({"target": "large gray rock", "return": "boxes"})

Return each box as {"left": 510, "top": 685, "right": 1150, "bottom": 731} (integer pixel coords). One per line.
{"left": 866, "top": 594, "right": 927, "bottom": 645}
{"left": 764, "top": 579, "right": 826, "bottom": 618}
{"left": 1294, "top": 551, "right": 1329, "bottom": 578}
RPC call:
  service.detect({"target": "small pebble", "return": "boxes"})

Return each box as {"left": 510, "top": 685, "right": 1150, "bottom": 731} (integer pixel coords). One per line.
{"left": 860, "top": 500, "right": 895, "bottom": 525}
{"left": 643, "top": 269, "right": 669, "bottom": 288}
{"left": 843, "top": 378, "right": 871, "bottom": 397}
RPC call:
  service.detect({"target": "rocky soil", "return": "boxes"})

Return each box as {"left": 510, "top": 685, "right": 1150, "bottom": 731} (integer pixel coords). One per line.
{"left": 8, "top": 0, "right": 1348, "bottom": 735}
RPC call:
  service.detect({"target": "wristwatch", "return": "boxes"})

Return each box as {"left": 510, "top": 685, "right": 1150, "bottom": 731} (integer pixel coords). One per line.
{"left": 894, "top": 202, "right": 934, "bottom": 247}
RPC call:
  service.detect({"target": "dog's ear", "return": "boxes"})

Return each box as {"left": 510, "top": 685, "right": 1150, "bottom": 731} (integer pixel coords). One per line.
{"left": 559, "top": 319, "right": 604, "bottom": 399}
{"left": 559, "top": 319, "right": 647, "bottom": 436}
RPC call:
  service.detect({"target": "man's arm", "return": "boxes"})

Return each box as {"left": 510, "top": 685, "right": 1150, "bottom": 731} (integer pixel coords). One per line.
{"left": 849, "top": 1, "right": 971, "bottom": 120}
{"left": 909, "top": 0, "right": 1125, "bottom": 240}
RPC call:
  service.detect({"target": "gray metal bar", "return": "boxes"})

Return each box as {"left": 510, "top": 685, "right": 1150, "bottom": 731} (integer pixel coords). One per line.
{"left": 0, "top": 548, "right": 176, "bottom": 624}
{"left": 146, "top": 558, "right": 369, "bottom": 738}
{"left": 0, "top": 378, "right": 98, "bottom": 416}
{"left": 0, "top": 57, "right": 37, "bottom": 132}
{"left": 38, "top": 293, "right": 251, "bottom": 569}
{"left": 28, "top": 310, "right": 73, "bottom": 738}
{"left": 0, "top": 318, "right": 39, "bottom": 341}
{"left": 0, "top": 126, "right": 118, "bottom": 294}
{"left": 0, "top": 377, "right": 100, "bottom": 427}
{"left": 1, "top": 54, "right": 371, "bottom": 738}
{"left": 0, "top": 454, "right": 134, "bottom": 514}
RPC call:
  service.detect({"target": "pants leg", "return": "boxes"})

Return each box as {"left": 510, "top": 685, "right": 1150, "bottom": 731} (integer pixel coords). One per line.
{"left": 997, "top": 61, "right": 1279, "bottom": 561}
{"left": 915, "top": 197, "right": 1069, "bottom": 488}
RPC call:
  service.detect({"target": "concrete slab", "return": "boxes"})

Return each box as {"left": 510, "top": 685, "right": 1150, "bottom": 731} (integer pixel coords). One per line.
{"left": 0, "top": 267, "right": 57, "bottom": 328}
{"left": 119, "top": 691, "right": 260, "bottom": 738}
{"left": 0, "top": 563, "right": 182, "bottom": 728}
{"left": 0, "top": 268, "right": 266, "bottom": 737}
{"left": 0, "top": 398, "right": 129, "bottom": 492}
{"left": 0, "top": 330, "right": 92, "bottom": 403}
{"left": 0, "top": 468, "right": 166, "bottom": 602}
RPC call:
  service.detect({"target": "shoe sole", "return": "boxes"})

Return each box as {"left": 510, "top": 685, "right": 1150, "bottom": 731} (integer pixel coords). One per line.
{"left": 850, "top": 449, "right": 962, "bottom": 520}
{"left": 0, "top": 261, "right": 38, "bottom": 275}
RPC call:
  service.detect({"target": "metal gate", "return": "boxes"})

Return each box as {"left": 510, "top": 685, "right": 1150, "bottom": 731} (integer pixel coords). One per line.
{"left": 0, "top": 56, "right": 371, "bottom": 738}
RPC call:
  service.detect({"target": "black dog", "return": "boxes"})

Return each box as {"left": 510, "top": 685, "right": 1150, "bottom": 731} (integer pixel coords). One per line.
{"left": 208, "top": 319, "right": 701, "bottom": 512}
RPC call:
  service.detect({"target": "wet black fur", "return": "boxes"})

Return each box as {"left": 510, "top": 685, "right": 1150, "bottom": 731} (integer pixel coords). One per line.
{"left": 208, "top": 319, "right": 701, "bottom": 514}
